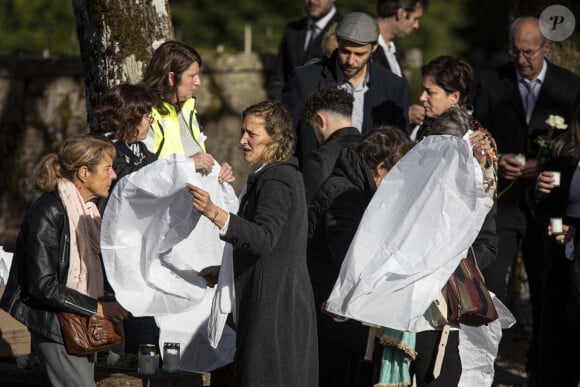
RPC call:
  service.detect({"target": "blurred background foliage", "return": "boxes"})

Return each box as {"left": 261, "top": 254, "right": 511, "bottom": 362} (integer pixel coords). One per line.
{"left": 0, "top": 0, "right": 510, "bottom": 60}
{"left": 0, "top": 0, "right": 511, "bottom": 101}
{"left": 0, "top": 0, "right": 78, "bottom": 56}
{"left": 169, "top": 0, "right": 511, "bottom": 60}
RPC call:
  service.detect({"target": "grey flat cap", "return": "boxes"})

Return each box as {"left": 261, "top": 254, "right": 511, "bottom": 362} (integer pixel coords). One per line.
{"left": 335, "top": 12, "right": 379, "bottom": 45}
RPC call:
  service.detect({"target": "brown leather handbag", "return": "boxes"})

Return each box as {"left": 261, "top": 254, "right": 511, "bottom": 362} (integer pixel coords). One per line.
{"left": 58, "top": 312, "right": 122, "bottom": 355}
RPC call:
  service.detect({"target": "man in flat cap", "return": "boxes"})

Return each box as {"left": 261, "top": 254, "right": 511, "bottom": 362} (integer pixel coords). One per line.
{"left": 283, "top": 11, "right": 410, "bottom": 166}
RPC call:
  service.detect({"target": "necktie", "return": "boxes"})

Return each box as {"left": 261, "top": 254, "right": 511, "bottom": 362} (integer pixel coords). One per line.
{"left": 522, "top": 79, "right": 538, "bottom": 124}
{"left": 304, "top": 24, "right": 319, "bottom": 53}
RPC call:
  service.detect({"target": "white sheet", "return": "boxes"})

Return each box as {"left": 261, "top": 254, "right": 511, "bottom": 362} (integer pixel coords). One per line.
{"left": 100, "top": 154, "right": 238, "bottom": 371}
{"left": 325, "top": 134, "right": 493, "bottom": 331}
{"left": 456, "top": 295, "right": 516, "bottom": 386}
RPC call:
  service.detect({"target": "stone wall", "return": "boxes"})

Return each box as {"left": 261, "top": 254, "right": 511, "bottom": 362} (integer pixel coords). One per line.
{"left": 0, "top": 54, "right": 269, "bottom": 250}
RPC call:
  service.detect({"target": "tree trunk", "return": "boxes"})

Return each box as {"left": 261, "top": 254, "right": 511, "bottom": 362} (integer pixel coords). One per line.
{"left": 72, "top": 0, "right": 174, "bottom": 131}
{"left": 509, "top": 0, "right": 579, "bottom": 74}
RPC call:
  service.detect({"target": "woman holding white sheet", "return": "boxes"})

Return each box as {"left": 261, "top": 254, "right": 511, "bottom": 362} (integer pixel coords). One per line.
{"left": 187, "top": 100, "right": 318, "bottom": 387}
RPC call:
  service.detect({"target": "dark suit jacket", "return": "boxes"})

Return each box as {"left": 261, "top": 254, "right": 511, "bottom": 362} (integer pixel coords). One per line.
{"left": 371, "top": 45, "right": 405, "bottom": 78}
{"left": 282, "top": 51, "right": 410, "bottom": 166}
{"left": 472, "top": 61, "right": 580, "bottom": 225}
{"left": 372, "top": 44, "right": 414, "bottom": 109}
{"left": 267, "top": 11, "right": 342, "bottom": 101}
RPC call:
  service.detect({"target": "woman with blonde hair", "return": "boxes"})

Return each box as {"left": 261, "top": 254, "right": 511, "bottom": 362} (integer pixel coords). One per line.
{"left": 187, "top": 100, "right": 318, "bottom": 387}
{"left": 1, "top": 135, "right": 128, "bottom": 386}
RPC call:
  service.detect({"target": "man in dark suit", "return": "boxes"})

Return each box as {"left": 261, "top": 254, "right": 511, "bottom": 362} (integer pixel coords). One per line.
{"left": 283, "top": 11, "right": 410, "bottom": 166}
{"left": 472, "top": 15, "right": 580, "bottom": 382}
{"left": 373, "top": 0, "right": 428, "bottom": 130}
{"left": 267, "top": 0, "right": 342, "bottom": 101}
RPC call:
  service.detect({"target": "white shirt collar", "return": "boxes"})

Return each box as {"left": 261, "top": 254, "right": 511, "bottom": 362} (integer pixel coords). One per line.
{"left": 308, "top": 6, "right": 337, "bottom": 31}
{"left": 377, "top": 35, "right": 402, "bottom": 77}
{"left": 516, "top": 59, "right": 548, "bottom": 84}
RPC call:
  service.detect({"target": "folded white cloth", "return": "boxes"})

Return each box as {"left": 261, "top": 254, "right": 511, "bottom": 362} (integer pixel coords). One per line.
{"left": 208, "top": 243, "right": 235, "bottom": 348}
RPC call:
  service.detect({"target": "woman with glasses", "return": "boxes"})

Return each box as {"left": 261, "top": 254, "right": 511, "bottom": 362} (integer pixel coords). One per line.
{"left": 94, "top": 84, "right": 158, "bottom": 192}
{"left": 92, "top": 83, "right": 161, "bottom": 353}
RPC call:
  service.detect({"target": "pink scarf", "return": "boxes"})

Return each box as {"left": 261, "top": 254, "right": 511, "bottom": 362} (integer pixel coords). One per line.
{"left": 57, "top": 179, "right": 104, "bottom": 299}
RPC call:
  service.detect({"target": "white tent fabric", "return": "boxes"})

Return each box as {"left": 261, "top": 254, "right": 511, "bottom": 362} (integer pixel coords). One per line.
{"left": 100, "top": 154, "right": 238, "bottom": 372}
{"left": 325, "top": 134, "right": 493, "bottom": 331}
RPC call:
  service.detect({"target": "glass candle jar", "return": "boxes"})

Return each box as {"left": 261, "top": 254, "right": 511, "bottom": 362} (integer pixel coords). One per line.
{"left": 162, "top": 342, "right": 180, "bottom": 373}
{"left": 138, "top": 344, "right": 158, "bottom": 375}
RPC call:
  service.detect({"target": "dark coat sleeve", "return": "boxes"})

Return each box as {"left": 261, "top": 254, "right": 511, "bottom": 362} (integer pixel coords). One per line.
{"left": 223, "top": 176, "right": 292, "bottom": 256}
{"left": 17, "top": 198, "right": 98, "bottom": 315}
{"left": 470, "top": 198, "right": 498, "bottom": 270}
{"left": 364, "top": 64, "right": 410, "bottom": 135}
{"left": 325, "top": 189, "right": 369, "bottom": 265}
{"left": 302, "top": 151, "right": 327, "bottom": 204}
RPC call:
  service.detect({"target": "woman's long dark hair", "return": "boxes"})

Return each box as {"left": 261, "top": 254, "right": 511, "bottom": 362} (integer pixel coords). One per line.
{"left": 140, "top": 40, "right": 202, "bottom": 114}
{"left": 94, "top": 84, "right": 157, "bottom": 143}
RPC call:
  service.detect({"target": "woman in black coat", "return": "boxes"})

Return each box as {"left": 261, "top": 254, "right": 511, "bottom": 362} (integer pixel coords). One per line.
{"left": 187, "top": 100, "right": 318, "bottom": 387}
{"left": 528, "top": 90, "right": 580, "bottom": 386}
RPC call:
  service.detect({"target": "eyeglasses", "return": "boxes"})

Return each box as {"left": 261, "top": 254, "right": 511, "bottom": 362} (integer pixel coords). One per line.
{"left": 508, "top": 45, "right": 544, "bottom": 60}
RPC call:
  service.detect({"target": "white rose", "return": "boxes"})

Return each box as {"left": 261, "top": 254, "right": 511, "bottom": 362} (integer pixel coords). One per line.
{"left": 545, "top": 114, "right": 568, "bottom": 130}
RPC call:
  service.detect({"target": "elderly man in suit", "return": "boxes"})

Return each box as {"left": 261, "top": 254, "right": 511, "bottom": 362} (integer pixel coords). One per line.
{"left": 283, "top": 11, "right": 410, "bottom": 166}
{"left": 267, "top": 0, "right": 342, "bottom": 101}
{"left": 472, "top": 15, "right": 580, "bottom": 383}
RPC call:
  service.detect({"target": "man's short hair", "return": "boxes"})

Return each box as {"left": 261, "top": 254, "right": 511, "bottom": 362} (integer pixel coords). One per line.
{"left": 376, "top": 0, "right": 429, "bottom": 18}
{"left": 301, "top": 85, "right": 354, "bottom": 123}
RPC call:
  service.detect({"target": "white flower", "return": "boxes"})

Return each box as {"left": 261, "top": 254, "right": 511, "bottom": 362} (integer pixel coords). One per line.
{"left": 545, "top": 114, "right": 568, "bottom": 130}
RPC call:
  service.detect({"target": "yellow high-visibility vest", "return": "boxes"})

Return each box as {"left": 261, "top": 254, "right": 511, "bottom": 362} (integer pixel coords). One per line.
{"left": 150, "top": 98, "right": 206, "bottom": 158}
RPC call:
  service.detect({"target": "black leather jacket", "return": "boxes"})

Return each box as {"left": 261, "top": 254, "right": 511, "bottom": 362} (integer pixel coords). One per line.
{"left": 1, "top": 191, "right": 99, "bottom": 344}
